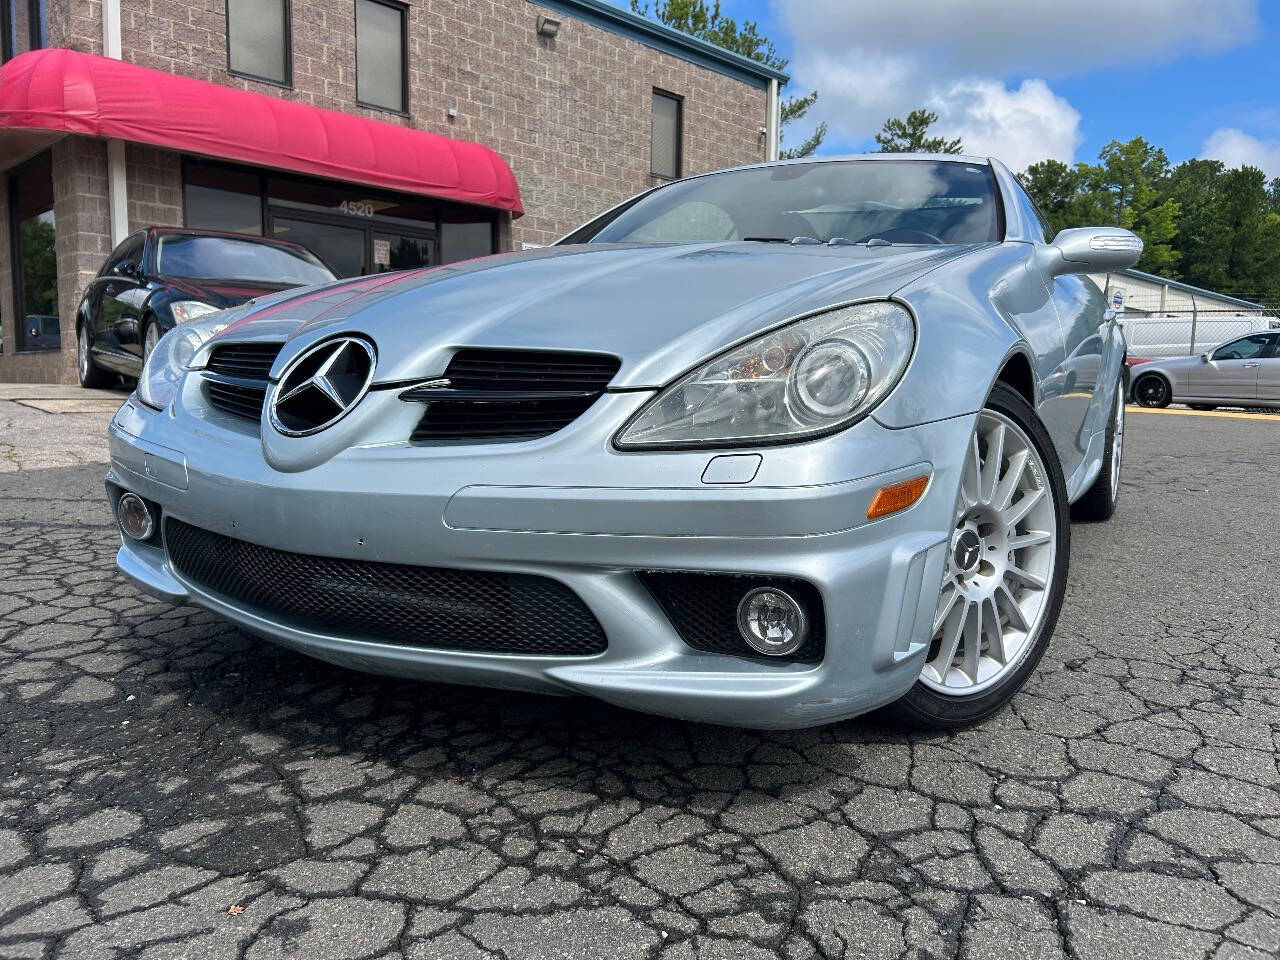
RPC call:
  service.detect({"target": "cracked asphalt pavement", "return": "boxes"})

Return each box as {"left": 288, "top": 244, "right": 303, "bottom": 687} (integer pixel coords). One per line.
{"left": 1, "top": 396, "right": 1277, "bottom": 959}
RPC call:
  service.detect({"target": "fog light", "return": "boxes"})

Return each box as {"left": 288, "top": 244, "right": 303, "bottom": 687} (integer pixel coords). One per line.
{"left": 117, "top": 492, "right": 155, "bottom": 541}
{"left": 736, "top": 587, "right": 807, "bottom": 656}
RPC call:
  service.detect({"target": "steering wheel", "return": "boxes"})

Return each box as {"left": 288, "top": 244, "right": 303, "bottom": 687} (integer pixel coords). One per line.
{"left": 857, "top": 228, "right": 945, "bottom": 245}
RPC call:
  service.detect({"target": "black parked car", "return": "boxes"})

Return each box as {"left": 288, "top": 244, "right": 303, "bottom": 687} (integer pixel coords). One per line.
{"left": 77, "top": 227, "right": 336, "bottom": 387}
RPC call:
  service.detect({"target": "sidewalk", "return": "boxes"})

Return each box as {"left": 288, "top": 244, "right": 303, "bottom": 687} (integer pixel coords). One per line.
{"left": 0, "top": 382, "right": 128, "bottom": 415}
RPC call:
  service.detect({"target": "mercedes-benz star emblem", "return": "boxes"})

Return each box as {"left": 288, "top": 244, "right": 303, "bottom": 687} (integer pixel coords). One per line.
{"left": 953, "top": 529, "right": 982, "bottom": 574}
{"left": 269, "top": 336, "right": 377, "bottom": 437}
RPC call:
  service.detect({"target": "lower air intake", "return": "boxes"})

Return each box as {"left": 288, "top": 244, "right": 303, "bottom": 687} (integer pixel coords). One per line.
{"left": 164, "top": 519, "right": 607, "bottom": 656}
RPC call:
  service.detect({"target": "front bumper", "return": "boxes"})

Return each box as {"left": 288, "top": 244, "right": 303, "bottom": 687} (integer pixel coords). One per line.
{"left": 107, "top": 388, "right": 975, "bottom": 728}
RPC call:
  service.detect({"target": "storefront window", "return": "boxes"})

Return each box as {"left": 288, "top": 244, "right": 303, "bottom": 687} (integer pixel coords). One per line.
{"left": 440, "top": 220, "right": 493, "bottom": 263}
{"left": 8, "top": 152, "right": 59, "bottom": 351}
{"left": 181, "top": 160, "right": 496, "bottom": 279}
{"left": 183, "top": 162, "right": 263, "bottom": 234}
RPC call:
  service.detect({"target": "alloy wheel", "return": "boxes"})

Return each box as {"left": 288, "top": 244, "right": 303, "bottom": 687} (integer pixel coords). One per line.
{"left": 921, "top": 410, "right": 1059, "bottom": 696}
{"left": 143, "top": 323, "right": 161, "bottom": 363}
{"left": 78, "top": 327, "right": 89, "bottom": 381}
{"left": 1110, "top": 391, "right": 1124, "bottom": 502}
{"left": 1135, "top": 375, "right": 1168, "bottom": 407}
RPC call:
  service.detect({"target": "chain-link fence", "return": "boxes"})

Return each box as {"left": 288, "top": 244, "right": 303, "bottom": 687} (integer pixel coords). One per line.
{"left": 1100, "top": 278, "right": 1280, "bottom": 358}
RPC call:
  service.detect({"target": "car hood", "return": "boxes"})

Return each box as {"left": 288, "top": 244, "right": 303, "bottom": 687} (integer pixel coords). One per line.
{"left": 165, "top": 276, "right": 300, "bottom": 309}
{"left": 207, "top": 242, "right": 982, "bottom": 388}
{"left": 1132, "top": 355, "right": 1200, "bottom": 372}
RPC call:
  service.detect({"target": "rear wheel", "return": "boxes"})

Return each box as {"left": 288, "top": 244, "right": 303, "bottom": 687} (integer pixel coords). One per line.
{"left": 77, "top": 323, "right": 110, "bottom": 388}
{"left": 1133, "top": 373, "right": 1170, "bottom": 408}
{"left": 1071, "top": 375, "right": 1124, "bottom": 522}
{"left": 891, "top": 383, "right": 1070, "bottom": 729}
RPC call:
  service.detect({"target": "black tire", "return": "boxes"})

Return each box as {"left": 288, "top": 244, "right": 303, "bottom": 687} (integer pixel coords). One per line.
{"left": 886, "top": 382, "right": 1071, "bottom": 730}
{"left": 77, "top": 321, "right": 111, "bottom": 388}
{"left": 1071, "top": 376, "right": 1124, "bottom": 523}
{"left": 1133, "top": 372, "right": 1170, "bottom": 408}
{"left": 1187, "top": 404, "right": 1216, "bottom": 411}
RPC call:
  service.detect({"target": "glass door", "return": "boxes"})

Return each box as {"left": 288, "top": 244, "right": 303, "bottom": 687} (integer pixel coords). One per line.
{"left": 372, "top": 230, "right": 435, "bottom": 273}
{"left": 270, "top": 214, "right": 368, "bottom": 278}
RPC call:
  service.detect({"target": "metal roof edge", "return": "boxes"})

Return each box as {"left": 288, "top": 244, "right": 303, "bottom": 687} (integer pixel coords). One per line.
{"left": 530, "top": 0, "right": 790, "bottom": 90}
{"left": 1120, "top": 268, "right": 1267, "bottom": 310}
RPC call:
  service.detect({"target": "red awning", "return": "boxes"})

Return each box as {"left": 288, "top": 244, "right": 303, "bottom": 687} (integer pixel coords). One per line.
{"left": 0, "top": 48, "right": 522, "bottom": 216}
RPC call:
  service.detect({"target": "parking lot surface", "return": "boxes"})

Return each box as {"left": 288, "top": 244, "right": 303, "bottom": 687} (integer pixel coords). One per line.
{"left": 1, "top": 397, "right": 1277, "bottom": 960}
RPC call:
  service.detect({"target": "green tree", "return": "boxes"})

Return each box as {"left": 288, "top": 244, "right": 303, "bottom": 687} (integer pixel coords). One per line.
{"left": 18, "top": 218, "right": 58, "bottom": 316}
{"left": 630, "top": 0, "right": 826, "bottom": 158}
{"left": 1019, "top": 159, "right": 1109, "bottom": 233}
{"left": 874, "top": 109, "right": 963, "bottom": 154}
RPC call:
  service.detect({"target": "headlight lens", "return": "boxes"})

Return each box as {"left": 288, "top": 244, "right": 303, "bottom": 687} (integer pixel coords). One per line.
{"left": 136, "top": 313, "right": 232, "bottom": 411}
{"left": 170, "top": 300, "right": 220, "bottom": 325}
{"left": 616, "top": 301, "right": 915, "bottom": 448}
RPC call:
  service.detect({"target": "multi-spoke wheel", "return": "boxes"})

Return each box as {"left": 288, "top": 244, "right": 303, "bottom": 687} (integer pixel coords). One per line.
{"left": 77, "top": 322, "right": 109, "bottom": 388}
{"left": 892, "top": 383, "right": 1070, "bottom": 728}
{"left": 143, "top": 321, "right": 162, "bottom": 364}
{"left": 1133, "top": 372, "right": 1170, "bottom": 408}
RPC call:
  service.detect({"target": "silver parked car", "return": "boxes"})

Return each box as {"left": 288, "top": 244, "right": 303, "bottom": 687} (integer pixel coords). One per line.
{"left": 107, "top": 156, "right": 1141, "bottom": 729}
{"left": 1131, "top": 332, "right": 1280, "bottom": 409}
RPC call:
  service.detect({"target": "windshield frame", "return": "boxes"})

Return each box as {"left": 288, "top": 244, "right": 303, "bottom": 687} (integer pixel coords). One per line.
{"left": 152, "top": 232, "right": 336, "bottom": 285}
{"left": 558, "top": 157, "right": 1009, "bottom": 248}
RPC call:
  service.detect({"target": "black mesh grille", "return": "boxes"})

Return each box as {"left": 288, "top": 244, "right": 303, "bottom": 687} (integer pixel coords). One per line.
{"left": 639, "top": 572, "right": 825, "bottom": 664}
{"left": 203, "top": 342, "right": 284, "bottom": 422}
{"left": 165, "top": 519, "right": 607, "bottom": 656}
{"left": 409, "top": 349, "right": 621, "bottom": 442}
{"left": 206, "top": 342, "right": 283, "bottom": 379}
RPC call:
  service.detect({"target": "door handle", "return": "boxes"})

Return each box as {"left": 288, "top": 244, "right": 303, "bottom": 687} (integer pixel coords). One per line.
{"left": 1243, "top": 362, "right": 1260, "bottom": 368}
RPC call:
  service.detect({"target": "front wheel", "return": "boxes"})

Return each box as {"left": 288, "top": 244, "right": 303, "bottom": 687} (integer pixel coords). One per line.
{"left": 77, "top": 323, "right": 110, "bottom": 388}
{"left": 142, "top": 320, "right": 162, "bottom": 365}
{"left": 890, "top": 383, "right": 1070, "bottom": 729}
{"left": 1133, "top": 373, "right": 1170, "bottom": 408}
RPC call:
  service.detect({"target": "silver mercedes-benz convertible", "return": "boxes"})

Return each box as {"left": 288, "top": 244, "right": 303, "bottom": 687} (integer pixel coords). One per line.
{"left": 107, "top": 155, "right": 1141, "bottom": 729}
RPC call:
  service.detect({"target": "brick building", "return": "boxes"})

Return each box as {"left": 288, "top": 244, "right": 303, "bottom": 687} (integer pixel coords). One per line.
{"left": 0, "top": 0, "right": 785, "bottom": 382}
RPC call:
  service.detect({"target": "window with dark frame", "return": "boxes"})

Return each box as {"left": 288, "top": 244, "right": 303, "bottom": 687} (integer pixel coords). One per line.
{"left": 355, "top": 0, "right": 407, "bottom": 114}
{"left": 651, "top": 89, "right": 682, "bottom": 180}
{"left": 8, "top": 152, "right": 59, "bottom": 352}
{"left": 1, "top": 0, "right": 43, "bottom": 62}
{"left": 29, "top": 0, "right": 44, "bottom": 49}
{"left": 226, "top": 0, "right": 290, "bottom": 86}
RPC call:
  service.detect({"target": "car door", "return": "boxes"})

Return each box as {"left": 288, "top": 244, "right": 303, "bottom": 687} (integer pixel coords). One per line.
{"left": 1010, "top": 181, "right": 1102, "bottom": 484}
{"left": 1189, "top": 334, "right": 1268, "bottom": 401}
{"left": 1254, "top": 333, "right": 1280, "bottom": 403}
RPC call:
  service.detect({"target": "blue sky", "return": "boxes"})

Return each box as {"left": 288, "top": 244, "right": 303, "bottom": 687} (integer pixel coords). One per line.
{"left": 618, "top": 0, "right": 1280, "bottom": 175}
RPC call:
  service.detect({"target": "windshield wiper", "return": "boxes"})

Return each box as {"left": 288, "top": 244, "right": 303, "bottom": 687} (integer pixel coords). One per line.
{"left": 743, "top": 236, "right": 824, "bottom": 245}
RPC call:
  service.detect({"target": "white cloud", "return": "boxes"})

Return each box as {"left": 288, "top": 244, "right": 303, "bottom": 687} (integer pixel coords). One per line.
{"left": 929, "top": 79, "right": 1083, "bottom": 170}
{"left": 1202, "top": 128, "right": 1280, "bottom": 178}
{"left": 773, "top": 0, "right": 1259, "bottom": 169}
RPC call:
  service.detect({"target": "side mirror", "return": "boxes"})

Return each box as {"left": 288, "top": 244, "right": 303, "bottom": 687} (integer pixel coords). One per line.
{"left": 113, "top": 261, "right": 139, "bottom": 279}
{"left": 1200, "top": 352, "right": 1211, "bottom": 363}
{"left": 1039, "top": 227, "right": 1143, "bottom": 277}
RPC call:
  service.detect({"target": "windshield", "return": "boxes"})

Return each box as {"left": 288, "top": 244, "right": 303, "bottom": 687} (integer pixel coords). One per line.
{"left": 585, "top": 160, "right": 1003, "bottom": 246}
{"left": 155, "top": 235, "right": 336, "bottom": 285}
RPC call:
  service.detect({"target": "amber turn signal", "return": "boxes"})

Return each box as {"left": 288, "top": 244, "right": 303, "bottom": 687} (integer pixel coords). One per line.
{"left": 866, "top": 475, "right": 930, "bottom": 520}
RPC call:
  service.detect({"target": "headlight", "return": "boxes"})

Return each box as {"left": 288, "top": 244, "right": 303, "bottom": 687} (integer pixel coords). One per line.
{"left": 615, "top": 301, "right": 915, "bottom": 448}
{"left": 170, "top": 300, "right": 220, "bottom": 325}
{"left": 136, "top": 313, "right": 232, "bottom": 411}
